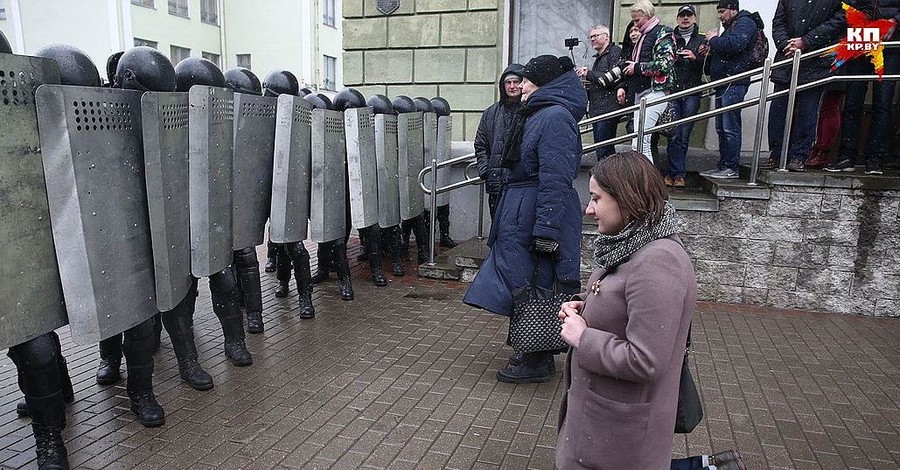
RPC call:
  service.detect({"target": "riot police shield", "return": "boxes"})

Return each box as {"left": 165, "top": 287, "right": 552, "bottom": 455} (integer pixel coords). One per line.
{"left": 309, "top": 108, "right": 347, "bottom": 242}
{"left": 35, "top": 84, "right": 157, "bottom": 343}
{"left": 435, "top": 115, "right": 453, "bottom": 206}
{"left": 232, "top": 93, "right": 277, "bottom": 250}
{"left": 374, "top": 113, "right": 400, "bottom": 228}
{"left": 0, "top": 53, "right": 68, "bottom": 350}
{"left": 188, "top": 85, "right": 234, "bottom": 276}
{"left": 269, "top": 95, "right": 313, "bottom": 244}
{"left": 397, "top": 112, "right": 425, "bottom": 221}
{"left": 344, "top": 107, "right": 379, "bottom": 229}
{"left": 141, "top": 91, "right": 193, "bottom": 312}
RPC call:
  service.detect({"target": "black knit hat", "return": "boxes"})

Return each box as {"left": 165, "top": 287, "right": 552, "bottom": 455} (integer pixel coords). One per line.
{"left": 521, "top": 55, "right": 575, "bottom": 87}
{"left": 716, "top": 0, "right": 739, "bottom": 10}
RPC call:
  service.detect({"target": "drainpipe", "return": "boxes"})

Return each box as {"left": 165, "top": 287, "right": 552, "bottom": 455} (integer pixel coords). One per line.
{"left": 218, "top": 0, "right": 226, "bottom": 67}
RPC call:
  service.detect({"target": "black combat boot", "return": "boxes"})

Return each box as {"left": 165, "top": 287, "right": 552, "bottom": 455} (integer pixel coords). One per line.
{"left": 96, "top": 334, "right": 122, "bottom": 385}
{"left": 265, "top": 241, "right": 278, "bottom": 272}
{"left": 286, "top": 242, "right": 316, "bottom": 319}
{"left": 388, "top": 225, "right": 406, "bottom": 276}
{"left": 161, "top": 289, "right": 214, "bottom": 391}
{"left": 496, "top": 351, "right": 553, "bottom": 384}
{"left": 413, "top": 214, "right": 431, "bottom": 264}
{"left": 234, "top": 247, "right": 264, "bottom": 334}
{"left": 123, "top": 319, "right": 166, "bottom": 427}
{"left": 311, "top": 242, "right": 332, "bottom": 284}
{"left": 33, "top": 422, "right": 69, "bottom": 470}
{"left": 437, "top": 204, "right": 458, "bottom": 248}
{"left": 210, "top": 269, "right": 253, "bottom": 366}
{"left": 333, "top": 238, "right": 354, "bottom": 301}
{"left": 364, "top": 226, "right": 388, "bottom": 286}
{"left": 275, "top": 247, "right": 292, "bottom": 298}
{"left": 356, "top": 229, "right": 369, "bottom": 262}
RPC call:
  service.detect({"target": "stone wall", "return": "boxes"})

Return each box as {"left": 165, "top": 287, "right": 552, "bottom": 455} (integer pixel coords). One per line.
{"left": 342, "top": 0, "right": 502, "bottom": 141}
{"left": 580, "top": 185, "right": 900, "bottom": 317}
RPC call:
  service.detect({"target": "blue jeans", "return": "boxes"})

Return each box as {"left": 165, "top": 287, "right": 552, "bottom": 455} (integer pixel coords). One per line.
{"left": 592, "top": 117, "right": 618, "bottom": 160}
{"left": 671, "top": 456, "right": 704, "bottom": 470}
{"left": 839, "top": 52, "right": 900, "bottom": 163}
{"left": 665, "top": 93, "right": 701, "bottom": 177}
{"left": 768, "top": 83, "right": 824, "bottom": 163}
{"left": 714, "top": 84, "right": 748, "bottom": 171}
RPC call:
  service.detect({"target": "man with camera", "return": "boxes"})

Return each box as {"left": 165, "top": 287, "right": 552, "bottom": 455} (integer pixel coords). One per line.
{"left": 576, "top": 24, "right": 623, "bottom": 160}
{"left": 474, "top": 63, "right": 525, "bottom": 219}
{"left": 665, "top": 5, "right": 707, "bottom": 187}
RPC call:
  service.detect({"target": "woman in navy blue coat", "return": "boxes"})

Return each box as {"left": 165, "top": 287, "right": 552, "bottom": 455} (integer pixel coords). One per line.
{"left": 464, "top": 55, "right": 587, "bottom": 383}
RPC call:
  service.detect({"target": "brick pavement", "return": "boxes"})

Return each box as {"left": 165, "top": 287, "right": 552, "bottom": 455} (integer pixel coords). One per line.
{"left": 1, "top": 241, "right": 899, "bottom": 469}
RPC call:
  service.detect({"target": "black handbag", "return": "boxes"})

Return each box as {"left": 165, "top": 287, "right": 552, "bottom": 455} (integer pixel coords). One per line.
{"left": 674, "top": 327, "right": 703, "bottom": 433}
{"left": 656, "top": 102, "right": 678, "bottom": 138}
{"left": 508, "top": 262, "right": 569, "bottom": 354}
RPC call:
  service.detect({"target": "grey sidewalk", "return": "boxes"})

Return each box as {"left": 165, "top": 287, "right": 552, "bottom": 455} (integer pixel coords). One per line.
{"left": 1, "top": 242, "right": 899, "bottom": 469}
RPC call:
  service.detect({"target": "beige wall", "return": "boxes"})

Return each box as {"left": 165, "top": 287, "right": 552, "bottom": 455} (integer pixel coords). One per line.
{"left": 130, "top": 0, "right": 222, "bottom": 64}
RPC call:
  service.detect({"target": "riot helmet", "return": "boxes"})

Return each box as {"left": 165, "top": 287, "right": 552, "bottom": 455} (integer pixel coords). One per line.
{"left": 224, "top": 67, "right": 262, "bottom": 95}
{"left": 367, "top": 94, "right": 394, "bottom": 115}
{"left": 299, "top": 86, "right": 313, "bottom": 97}
{"left": 413, "top": 97, "right": 434, "bottom": 113}
{"left": 0, "top": 29, "right": 12, "bottom": 54}
{"left": 332, "top": 88, "right": 366, "bottom": 110}
{"left": 115, "top": 46, "right": 176, "bottom": 92}
{"left": 262, "top": 69, "right": 299, "bottom": 97}
{"left": 316, "top": 93, "right": 333, "bottom": 110}
{"left": 34, "top": 44, "right": 101, "bottom": 87}
{"left": 174, "top": 57, "right": 225, "bottom": 92}
{"left": 106, "top": 51, "right": 124, "bottom": 85}
{"left": 430, "top": 97, "right": 451, "bottom": 117}
{"left": 303, "top": 93, "right": 330, "bottom": 109}
{"left": 392, "top": 95, "right": 416, "bottom": 114}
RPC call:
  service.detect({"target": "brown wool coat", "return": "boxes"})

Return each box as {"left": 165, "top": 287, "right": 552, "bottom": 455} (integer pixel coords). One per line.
{"left": 556, "top": 235, "right": 697, "bottom": 470}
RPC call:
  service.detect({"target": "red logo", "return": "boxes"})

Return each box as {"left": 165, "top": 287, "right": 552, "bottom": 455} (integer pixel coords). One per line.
{"left": 826, "top": 3, "right": 895, "bottom": 78}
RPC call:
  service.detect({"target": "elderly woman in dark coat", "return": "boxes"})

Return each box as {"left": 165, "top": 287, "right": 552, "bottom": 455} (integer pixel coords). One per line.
{"left": 556, "top": 152, "right": 697, "bottom": 469}
{"left": 463, "top": 55, "right": 587, "bottom": 384}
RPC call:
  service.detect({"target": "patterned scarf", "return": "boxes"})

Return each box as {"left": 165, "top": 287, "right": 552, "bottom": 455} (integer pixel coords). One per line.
{"left": 593, "top": 202, "right": 679, "bottom": 269}
{"left": 631, "top": 16, "right": 661, "bottom": 62}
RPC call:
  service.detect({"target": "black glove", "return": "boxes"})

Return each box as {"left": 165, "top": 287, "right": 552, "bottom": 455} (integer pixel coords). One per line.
{"left": 531, "top": 237, "right": 560, "bottom": 256}
{"left": 485, "top": 167, "right": 506, "bottom": 194}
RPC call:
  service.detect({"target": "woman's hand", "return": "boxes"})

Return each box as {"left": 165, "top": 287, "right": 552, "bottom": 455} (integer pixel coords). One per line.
{"left": 623, "top": 61, "right": 636, "bottom": 75}
{"left": 559, "top": 301, "right": 586, "bottom": 348}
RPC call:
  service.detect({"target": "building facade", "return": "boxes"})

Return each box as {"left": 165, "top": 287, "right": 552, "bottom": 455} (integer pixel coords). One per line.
{"left": 0, "top": 0, "right": 343, "bottom": 91}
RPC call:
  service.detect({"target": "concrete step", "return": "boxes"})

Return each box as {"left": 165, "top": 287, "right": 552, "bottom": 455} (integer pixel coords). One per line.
{"left": 700, "top": 175, "right": 771, "bottom": 200}
{"left": 667, "top": 186, "right": 720, "bottom": 211}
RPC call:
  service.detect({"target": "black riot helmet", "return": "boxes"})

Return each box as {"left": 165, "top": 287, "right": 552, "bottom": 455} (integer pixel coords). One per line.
{"left": 262, "top": 69, "right": 299, "bottom": 97}
{"left": 224, "top": 67, "right": 261, "bottom": 95}
{"left": 392, "top": 95, "right": 417, "bottom": 114}
{"left": 332, "top": 88, "right": 366, "bottom": 110}
{"left": 0, "top": 29, "right": 12, "bottom": 54}
{"left": 367, "top": 94, "right": 394, "bottom": 115}
{"left": 174, "top": 57, "right": 225, "bottom": 92}
{"left": 34, "top": 44, "right": 101, "bottom": 87}
{"left": 299, "top": 86, "right": 313, "bottom": 97}
{"left": 430, "top": 97, "right": 450, "bottom": 117}
{"left": 303, "top": 93, "right": 330, "bottom": 109}
{"left": 115, "top": 46, "right": 176, "bottom": 92}
{"left": 106, "top": 51, "right": 124, "bottom": 85}
{"left": 316, "top": 93, "right": 333, "bottom": 110}
{"left": 413, "top": 97, "right": 434, "bottom": 113}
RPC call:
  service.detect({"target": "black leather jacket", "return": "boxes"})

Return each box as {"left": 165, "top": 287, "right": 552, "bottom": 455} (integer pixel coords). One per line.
{"left": 672, "top": 24, "right": 706, "bottom": 92}
{"left": 584, "top": 44, "right": 624, "bottom": 116}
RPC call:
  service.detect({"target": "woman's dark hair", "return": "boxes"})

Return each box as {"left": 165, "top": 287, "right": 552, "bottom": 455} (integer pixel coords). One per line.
{"left": 590, "top": 151, "right": 667, "bottom": 224}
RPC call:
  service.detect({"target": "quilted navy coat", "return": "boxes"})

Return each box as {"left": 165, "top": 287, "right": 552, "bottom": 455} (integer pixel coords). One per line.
{"left": 463, "top": 70, "right": 587, "bottom": 316}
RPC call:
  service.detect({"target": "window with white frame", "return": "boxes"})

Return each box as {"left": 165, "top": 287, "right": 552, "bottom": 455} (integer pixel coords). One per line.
{"left": 168, "top": 0, "right": 188, "bottom": 17}
{"left": 201, "top": 0, "right": 218, "bottom": 25}
{"left": 0, "top": 8, "right": 7, "bottom": 20}
{"left": 134, "top": 38, "right": 158, "bottom": 49}
{"left": 323, "top": 55, "right": 336, "bottom": 90}
{"left": 131, "top": 0, "right": 154, "bottom": 8}
{"left": 170, "top": 45, "right": 190, "bottom": 65}
{"left": 236, "top": 54, "right": 251, "bottom": 69}
{"left": 202, "top": 52, "right": 220, "bottom": 67}
{"left": 323, "top": 0, "right": 336, "bottom": 27}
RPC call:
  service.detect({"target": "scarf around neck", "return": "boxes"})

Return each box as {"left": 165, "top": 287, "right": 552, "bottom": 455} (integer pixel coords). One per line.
{"left": 499, "top": 101, "right": 552, "bottom": 167}
{"left": 631, "top": 16, "right": 661, "bottom": 62}
{"left": 593, "top": 202, "right": 679, "bottom": 270}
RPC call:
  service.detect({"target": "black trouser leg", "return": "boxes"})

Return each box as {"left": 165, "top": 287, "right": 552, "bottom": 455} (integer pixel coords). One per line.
{"left": 437, "top": 204, "right": 457, "bottom": 248}
{"left": 210, "top": 268, "right": 253, "bottom": 366}
{"left": 311, "top": 242, "right": 332, "bottom": 283}
{"left": 285, "top": 241, "right": 315, "bottom": 318}
{"left": 96, "top": 333, "right": 123, "bottom": 385}
{"left": 123, "top": 317, "right": 165, "bottom": 427}
{"left": 333, "top": 238, "right": 354, "bottom": 301}
{"left": 413, "top": 214, "right": 430, "bottom": 264}
{"left": 234, "top": 247, "right": 264, "bottom": 333}
{"left": 388, "top": 225, "right": 406, "bottom": 276}
{"left": 161, "top": 279, "right": 213, "bottom": 390}
{"left": 363, "top": 226, "right": 387, "bottom": 286}
{"left": 356, "top": 229, "right": 369, "bottom": 262}
{"left": 275, "top": 243, "right": 292, "bottom": 297}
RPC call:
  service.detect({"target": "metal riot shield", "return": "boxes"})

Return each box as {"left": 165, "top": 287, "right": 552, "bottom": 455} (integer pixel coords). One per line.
{"left": 374, "top": 113, "right": 400, "bottom": 228}
{"left": 141, "top": 92, "right": 192, "bottom": 312}
{"left": 397, "top": 112, "right": 424, "bottom": 221}
{"left": 435, "top": 115, "right": 453, "bottom": 206}
{"left": 189, "top": 85, "right": 234, "bottom": 276}
{"left": 0, "top": 54, "right": 67, "bottom": 350}
{"left": 35, "top": 85, "right": 157, "bottom": 343}
{"left": 309, "top": 108, "right": 347, "bottom": 242}
{"left": 344, "top": 107, "right": 379, "bottom": 229}
{"left": 422, "top": 111, "right": 438, "bottom": 208}
{"left": 269, "top": 95, "right": 313, "bottom": 244}
{"left": 232, "top": 93, "right": 277, "bottom": 250}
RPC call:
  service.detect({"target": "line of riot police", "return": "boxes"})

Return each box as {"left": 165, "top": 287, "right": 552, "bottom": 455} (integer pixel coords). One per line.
{"left": 0, "top": 29, "right": 455, "bottom": 469}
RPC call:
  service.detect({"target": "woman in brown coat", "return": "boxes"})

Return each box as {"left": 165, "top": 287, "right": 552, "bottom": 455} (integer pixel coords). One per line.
{"left": 556, "top": 151, "right": 697, "bottom": 469}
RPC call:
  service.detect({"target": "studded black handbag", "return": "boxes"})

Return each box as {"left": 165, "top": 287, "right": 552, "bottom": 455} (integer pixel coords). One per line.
{"left": 508, "top": 263, "right": 570, "bottom": 354}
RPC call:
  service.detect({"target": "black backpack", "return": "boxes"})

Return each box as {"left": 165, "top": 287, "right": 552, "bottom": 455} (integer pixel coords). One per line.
{"left": 748, "top": 11, "right": 770, "bottom": 69}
